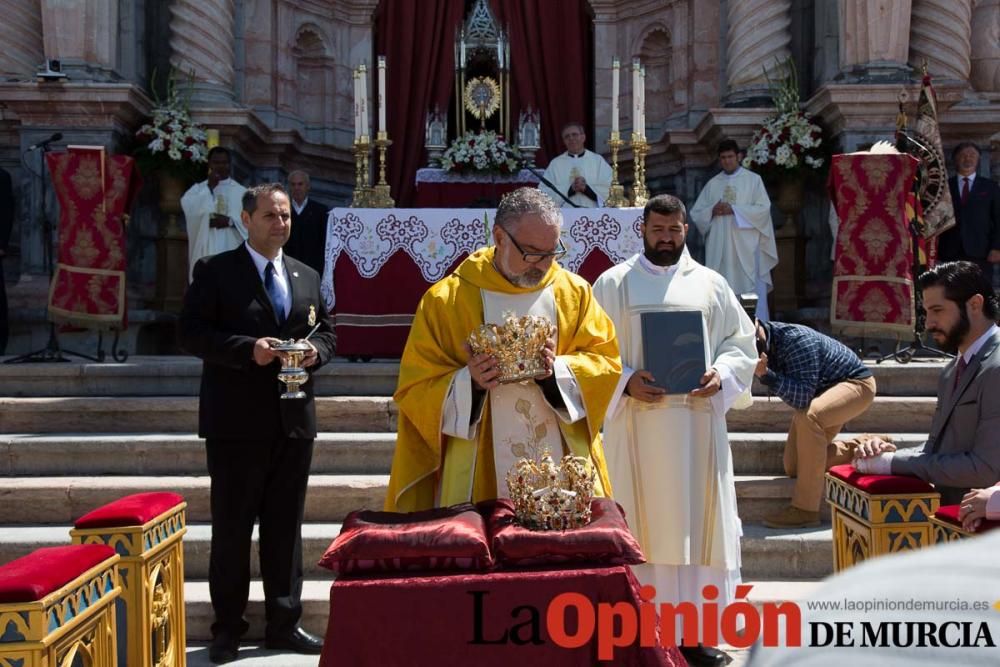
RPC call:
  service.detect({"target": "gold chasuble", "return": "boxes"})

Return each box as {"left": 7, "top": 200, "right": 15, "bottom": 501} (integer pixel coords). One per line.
{"left": 386, "top": 247, "right": 621, "bottom": 511}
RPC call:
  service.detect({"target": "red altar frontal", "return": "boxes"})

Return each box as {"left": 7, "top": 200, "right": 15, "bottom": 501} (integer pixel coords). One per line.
{"left": 321, "top": 207, "right": 644, "bottom": 358}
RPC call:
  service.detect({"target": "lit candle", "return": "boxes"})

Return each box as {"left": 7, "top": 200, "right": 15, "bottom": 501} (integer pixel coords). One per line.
{"left": 611, "top": 58, "right": 620, "bottom": 135}
{"left": 377, "top": 56, "right": 387, "bottom": 134}
{"left": 632, "top": 58, "right": 641, "bottom": 137}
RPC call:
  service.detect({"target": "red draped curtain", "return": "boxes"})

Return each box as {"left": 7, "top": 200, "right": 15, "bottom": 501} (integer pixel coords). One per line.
{"left": 491, "top": 0, "right": 594, "bottom": 166}
{"left": 375, "top": 0, "right": 466, "bottom": 207}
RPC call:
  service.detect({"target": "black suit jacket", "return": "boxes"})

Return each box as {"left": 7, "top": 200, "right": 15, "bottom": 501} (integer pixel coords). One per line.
{"left": 938, "top": 175, "right": 1000, "bottom": 261}
{"left": 178, "top": 244, "right": 336, "bottom": 440}
{"left": 285, "top": 199, "right": 329, "bottom": 276}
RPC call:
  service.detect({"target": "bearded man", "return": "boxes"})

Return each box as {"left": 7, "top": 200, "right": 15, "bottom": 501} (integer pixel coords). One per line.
{"left": 385, "top": 187, "right": 621, "bottom": 511}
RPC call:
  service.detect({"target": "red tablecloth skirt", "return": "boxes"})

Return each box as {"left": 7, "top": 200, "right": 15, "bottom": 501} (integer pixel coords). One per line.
{"left": 319, "top": 564, "right": 685, "bottom": 666}
{"left": 333, "top": 250, "right": 615, "bottom": 359}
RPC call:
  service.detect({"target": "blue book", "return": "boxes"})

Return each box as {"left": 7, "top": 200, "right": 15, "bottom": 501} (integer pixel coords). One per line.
{"left": 640, "top": 310, "right": 709, "bottom": 394}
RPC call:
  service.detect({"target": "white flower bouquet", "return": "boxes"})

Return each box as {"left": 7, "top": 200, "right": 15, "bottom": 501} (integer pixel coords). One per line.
{"left": 438, "top": 130, "right": 522, "bottom": 175}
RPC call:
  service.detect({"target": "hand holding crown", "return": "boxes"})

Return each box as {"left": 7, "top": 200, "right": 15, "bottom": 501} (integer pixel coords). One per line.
{"left": 466, "top": 311, "right": 556, "bottom": 388}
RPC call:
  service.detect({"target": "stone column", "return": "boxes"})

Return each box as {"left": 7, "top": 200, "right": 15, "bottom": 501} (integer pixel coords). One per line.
{"left": 725, "top": 0, "right": 792, "bottom": 103}
{"left": 39, "top": 0, "right": 119, "bottom": 79}
{"left": 909, "top": 0, "right": 972, "bottom": 83}
{"left": 838, "top": 0, "right": 912, "bottom": 79}
{"left": 1, "top": 0, "right": 43, "bottom": 77}
{"left": 971, "top": 0, "right": 1000, "bottom": 92}
{"left": 169, "top": 0, "right": 237, "bottom": 105}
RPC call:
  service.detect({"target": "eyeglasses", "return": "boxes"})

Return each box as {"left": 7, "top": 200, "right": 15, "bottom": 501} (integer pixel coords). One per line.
{"left": 498, "top": 225, "right": 568, "bottom": 264}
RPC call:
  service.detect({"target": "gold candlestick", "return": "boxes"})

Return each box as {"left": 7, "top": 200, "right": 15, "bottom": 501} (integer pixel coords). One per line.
{"left": 605, "top": 131, "right": 628, "bottom": 208}
{"left": 351, "top": 135, "right": 372, "bottom": 208}
{"left": 369, "top": 131, "right": 395, "bottom": 208}
{"left": 630, "top": 133, "right": 649, "bottom": 207}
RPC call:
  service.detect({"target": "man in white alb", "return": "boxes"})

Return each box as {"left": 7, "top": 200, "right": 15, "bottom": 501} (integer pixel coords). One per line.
{"left": 689, "top": 139, "right": 778, "bottom": 321}
{"left": 538, "top": 123, "right": 612, "bottom": 208}
{"left": 181, "top": 146, "right": 248, "bottom": 282}
{"left": 593, "top": 194, "right": 757, "bottom": 667}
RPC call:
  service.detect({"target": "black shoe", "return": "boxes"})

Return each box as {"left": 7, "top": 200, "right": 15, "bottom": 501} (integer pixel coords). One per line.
{"left": 679, "top": 643, "right": 729, "bottom": 666}
{"left": 208, "top": 632, "right": 240, "bottom": 664}
{"left": 264, "top": 626, "right": 324, "bottom": 654}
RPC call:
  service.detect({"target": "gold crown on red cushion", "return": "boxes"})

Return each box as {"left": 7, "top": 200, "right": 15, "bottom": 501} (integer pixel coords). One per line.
{"left": 467, "top": 311, "right": 555, "bottom": 384}
{"left": 505, "top": 451, "right": 595, "bottom": 531}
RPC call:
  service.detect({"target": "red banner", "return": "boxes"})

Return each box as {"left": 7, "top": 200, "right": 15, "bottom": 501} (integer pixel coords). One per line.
{"left": 46, "top": 148, "right": 142, "bottom": 330}
{"left": 829, "top": 153, "right": 919, "bottom": 337}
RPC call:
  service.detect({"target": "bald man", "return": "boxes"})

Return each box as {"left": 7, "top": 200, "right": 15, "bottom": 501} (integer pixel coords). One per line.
{"left": 284, "top": 170, "right": 329, "bottom": 276}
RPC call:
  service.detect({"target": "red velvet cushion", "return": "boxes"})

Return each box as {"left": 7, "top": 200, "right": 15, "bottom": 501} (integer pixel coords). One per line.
{"left": 486, "top": 498, "right": 646, "bottom": 568}
{"left": 0, "top": 544, "right": 116, "bottom": 603}
{"left": 318, "top": 503, "right": 493, "bottom": 575}
{"left": 934, "top": 505, "right": 1000, "bottom": 532}
{"left": 74, "top": 492, "right": 185, "bottom": 529}
{"left": 828, "top": 464, "right": 935, "bottom": 494}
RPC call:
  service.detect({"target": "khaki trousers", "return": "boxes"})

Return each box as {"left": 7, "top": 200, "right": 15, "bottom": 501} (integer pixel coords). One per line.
{"left": 783, "top": 376, "right": 877, "bottom": 511}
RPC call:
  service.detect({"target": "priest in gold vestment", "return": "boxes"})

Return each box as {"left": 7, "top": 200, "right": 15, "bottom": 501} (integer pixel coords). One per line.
{"left": 386, "top": 188, "right": 622, "bottom": 511}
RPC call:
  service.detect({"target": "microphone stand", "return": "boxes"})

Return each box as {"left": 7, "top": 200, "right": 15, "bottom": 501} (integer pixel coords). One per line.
{"left": 5, "top": 143, "right": 102, "bottom": 364}
{"left": 519, "top": 160, "right": 581, "bottom": 208}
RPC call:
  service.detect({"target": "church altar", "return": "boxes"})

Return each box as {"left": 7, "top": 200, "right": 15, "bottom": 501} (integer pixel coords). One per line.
{"left": 322, "top": 207, "right": 644, "bottom": 358}
{"left": 413, "top": 168, "right": 540, "bottom": 207}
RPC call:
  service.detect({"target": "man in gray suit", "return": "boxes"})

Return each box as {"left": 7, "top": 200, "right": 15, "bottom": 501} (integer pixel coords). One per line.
{"left": 854, "top": 261, "right": 1000, "bottom": 504}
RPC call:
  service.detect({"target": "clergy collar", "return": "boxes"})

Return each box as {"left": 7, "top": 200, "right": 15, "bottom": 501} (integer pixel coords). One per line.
{"left": 638, "top": 253, "right": 680, "bottom": 276}
{"left": 721, "top": 167, "right": 742, "bottom": 177}
{"left": 567, "top": 151, "right": 586, "bottom": 159}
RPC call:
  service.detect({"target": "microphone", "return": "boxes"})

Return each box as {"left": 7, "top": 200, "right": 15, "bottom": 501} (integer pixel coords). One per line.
{"left": 28, "top": 132, "right": 62, "bottom": 151}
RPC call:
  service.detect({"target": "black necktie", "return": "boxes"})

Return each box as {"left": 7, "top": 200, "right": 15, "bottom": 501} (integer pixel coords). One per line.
{"left": 265, "top": 262, "right": 286, "bottom": 326}
{"left": 961, "top": 177, "right": 970, "bottom": 206}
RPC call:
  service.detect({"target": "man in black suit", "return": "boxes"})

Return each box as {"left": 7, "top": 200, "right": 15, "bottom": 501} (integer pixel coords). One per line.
{"left": 0, "top": 167, "right": 13, "bottom": 355}
{"left": 938, "top": 142, "right": 1000, "bottom": 281}
{"left": 283, "top": 170, "right": 328, "bottom": 276}
{"left": 179, "top": 183, "right": 336, "bottom": 664}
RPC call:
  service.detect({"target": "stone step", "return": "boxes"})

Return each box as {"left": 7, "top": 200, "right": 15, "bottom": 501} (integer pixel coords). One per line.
{"left": 180, "top": 578, "right": 824, "bottom": 642}
{"left": 0, "top": 396, "right": 398, "bottom": 433}
{"left": 0, "top": 473, "right": 847, "bottom": 526}
{"left": 0, "top": 433, "right": 395, "bottom": 476}
{"left": 0, "top": 356, "right": 400, "bottom": 398}
{"left": 0, "top": 431, "right": 927, "bottom": 477}
{"left": 0, "top": 520, "right": 836, "bottom": 583}
{"left": 0, "top": 356, "right": 944, "bottom": 398}
{"left": 0, "top": 474, "right": 388, "bottom": 525}
{"left": 0, "top": 395, "right": 936, "bottom": 434}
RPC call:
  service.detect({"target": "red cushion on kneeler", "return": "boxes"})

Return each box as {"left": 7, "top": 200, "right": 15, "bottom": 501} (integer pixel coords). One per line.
{"left": 0, "top": 544, "right": 116, "bottom": 603}
{"left": 74, "top": 492, "right": 185, "bottom": 529}
{"left": 934, "top": 504, "right": 1000, "bottom": 532}
{"left": 827, "top": 464, "right": 935, "bottom": 494}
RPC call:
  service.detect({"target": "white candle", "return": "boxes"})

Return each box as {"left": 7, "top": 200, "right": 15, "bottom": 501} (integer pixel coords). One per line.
{"left": 377, "top": 56, "right": 387, "bottom": 134}
{"left": 639, "top": 64, "right": 646, "bottom": 139}
{"left": 353, "top": 69, "right": 361, "bottom": 140}
{"left": 460, "top": 38, "right": 466, "bottom": 69}
{"left": 497, "top": 36, "right": 503, "bottom": 69}
{"left": 611, "top": 57, "right": 620, "bottom": 134}
{"left": 359, "top": 63, "right": 369, "bottom": 138}
{"left": 632, "top": 58, "right": 641, "bottom": 137}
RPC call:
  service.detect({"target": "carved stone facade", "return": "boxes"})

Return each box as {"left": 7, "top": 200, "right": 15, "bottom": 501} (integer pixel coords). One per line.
{"left": 1, "top": 0, "right": 997, "bottom": 352}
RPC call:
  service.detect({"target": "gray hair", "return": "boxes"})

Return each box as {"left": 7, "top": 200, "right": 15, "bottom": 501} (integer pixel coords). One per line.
{"left": 242, "top": 183, "right": 288, "bottom": 215}
{"left": 288, "top": 169, "right": 310, "bottom": 184}
{"left": 495, "top": 187, "right": 562, "bottom": 231}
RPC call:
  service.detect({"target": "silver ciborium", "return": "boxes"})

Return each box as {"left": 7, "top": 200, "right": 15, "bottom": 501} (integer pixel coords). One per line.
{"left": 273, "top": 340, "right": 312, "bottom": 399}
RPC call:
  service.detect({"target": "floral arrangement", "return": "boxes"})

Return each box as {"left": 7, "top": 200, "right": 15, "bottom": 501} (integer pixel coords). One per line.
{"left": 438, "top": 130, "right": 522, "bottom": 175}
{"left": 743, "top": 58, "right": 826, "bottom": 180}
{"left": 134, "top": 71, "right": 209, "bottom": 183}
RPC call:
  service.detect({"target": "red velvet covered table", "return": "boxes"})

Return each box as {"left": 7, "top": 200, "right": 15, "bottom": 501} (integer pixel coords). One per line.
{"left": 413, "top": 168, "right": 539, "bottom": 207}
{"left": 321, "top": 207, "right": 644, "bottom": 358}
{"left": 319, "top": 564, "right": 684, "bottom": 666}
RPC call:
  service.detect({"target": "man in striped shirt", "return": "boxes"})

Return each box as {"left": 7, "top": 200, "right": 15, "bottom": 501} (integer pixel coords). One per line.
{"left": 755, "top": 321, "right": 876, "bottom": 528}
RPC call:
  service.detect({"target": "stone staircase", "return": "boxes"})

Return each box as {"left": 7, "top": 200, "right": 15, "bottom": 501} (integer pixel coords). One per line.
{"left": 0, "top": 356, "right": 944, "bottom": 641}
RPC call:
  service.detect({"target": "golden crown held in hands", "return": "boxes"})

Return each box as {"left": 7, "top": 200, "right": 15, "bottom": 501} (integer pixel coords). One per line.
{"left": 466, "top": 311, "right": 555, "bottom": 384}
{"left": 505, "top": 451, "right": 595, "bottom": 531}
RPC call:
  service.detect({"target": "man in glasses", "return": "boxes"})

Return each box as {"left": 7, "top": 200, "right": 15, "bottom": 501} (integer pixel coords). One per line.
{"left": 386, "top": 187, "right": 622, "bottom": 512}
{"left": 538, "top": 122, "right": 612, "bottom": 207}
